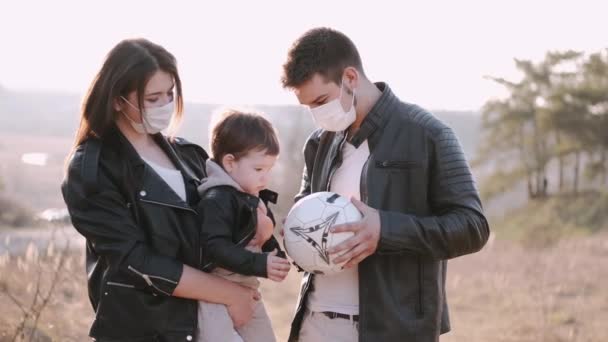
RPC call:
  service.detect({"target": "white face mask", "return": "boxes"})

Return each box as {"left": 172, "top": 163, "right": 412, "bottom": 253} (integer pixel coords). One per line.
{"left": 309, "top": 80, "right": 356, "bottom": 132}
{"left": 120, "top": 96, "right": 175, "bottom": 134}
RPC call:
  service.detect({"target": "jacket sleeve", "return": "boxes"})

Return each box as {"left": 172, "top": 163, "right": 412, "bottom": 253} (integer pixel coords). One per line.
{"left": 289, "top": 130, "right": 322, "bottom": 273}
{"left": 199, "top": 194, "right": 268, "bottom": 277}
{"left": 294, "top": 130, "right": 321, "bottom": 203}
{"left": 259, "top": 189, "right": 279, "bottom": 227}
{"left": 259, "top": 204, "right": 287, "bottom": 258}
{"left": 261, "top": 236, "right": 287, "bottom": 258}
{"left": 377, "top": 126, "right": 490, "bottom": 260}
{"left": 61, "top": 147, "right": 183, "bottom": 296}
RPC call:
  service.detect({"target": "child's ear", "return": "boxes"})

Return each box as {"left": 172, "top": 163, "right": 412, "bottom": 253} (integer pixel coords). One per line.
{"left": 222, "top": 154, "right": 236, "bottom": 172}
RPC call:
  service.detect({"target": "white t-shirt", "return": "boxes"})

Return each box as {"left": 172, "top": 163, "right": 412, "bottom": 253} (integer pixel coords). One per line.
{"left": 142, "top": 157, "right": 187, "bottom": 202}
{"left": 307, "top": 140, "right": 370, "bottom": 315}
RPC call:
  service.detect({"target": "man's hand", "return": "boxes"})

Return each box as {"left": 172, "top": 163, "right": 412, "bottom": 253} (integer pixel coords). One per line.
{"left": 328, "top": 198, "right": 381, "bottom": 268}
{"left": 266, "top": 249, "right": 291, "bottom": 281}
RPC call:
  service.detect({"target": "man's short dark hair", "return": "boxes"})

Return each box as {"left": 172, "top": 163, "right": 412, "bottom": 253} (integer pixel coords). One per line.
{"left": 281, "top": 27, "right": 364, "bottom": 89}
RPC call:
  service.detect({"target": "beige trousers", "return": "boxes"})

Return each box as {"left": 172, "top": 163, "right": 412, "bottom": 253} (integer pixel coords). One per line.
{"left": 298, "top": 308, "right": 359, "bottom": 342}
{"left": 196, "top": 299, "right": 275, "bottom": 342}
{"left": 196, "top": 246, "right": 276, "bottom": 342}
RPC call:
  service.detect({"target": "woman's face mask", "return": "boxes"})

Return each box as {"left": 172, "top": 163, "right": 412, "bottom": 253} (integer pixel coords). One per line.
{"left": 121, "top": 96, "right": 174, "bottom": 134}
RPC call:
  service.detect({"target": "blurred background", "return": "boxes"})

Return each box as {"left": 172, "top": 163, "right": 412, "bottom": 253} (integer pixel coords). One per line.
{"left": 0, "top": 1, "right": 607, "bottom": 341}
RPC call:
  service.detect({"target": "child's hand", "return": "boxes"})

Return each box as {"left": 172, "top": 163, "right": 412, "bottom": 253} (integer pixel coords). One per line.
{"left": 266, "top": 249, "right": 290, "bottom": 282}
{"left": 256, "top": 203, "right": 274, "bottom": 245}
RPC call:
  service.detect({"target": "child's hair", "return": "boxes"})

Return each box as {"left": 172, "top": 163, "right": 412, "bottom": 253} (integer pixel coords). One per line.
{"left": 210, "top": 109, "right": 280, "bottom": 164}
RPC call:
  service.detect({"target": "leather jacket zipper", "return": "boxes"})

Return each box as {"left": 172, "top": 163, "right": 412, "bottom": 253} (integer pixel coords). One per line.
{"left": 326, "top": 135, "right": 348, "bottom": 191}
{"left": 139, "top": 198, "right": 197, "bottom": 214}
{"left": 302, "top": 133, "right": 346, "bottom": 317}
{"left": 356, "top": 148, "right": 372, "bottom": 333}
{"left": 418, "top": 258, "right": 424, "bottom": 316}
{"left": 360, "top": 154, "right": 371, "bottom": 203}
{"left": 127, "top": 265, "right": 178, "bottom": 284}
{"left": 376, "top": 160, "right": 421, "bottom": 169}
{"left": 128, "top": 265, "right": 176, "bottom": 296}
{"left": 107, "top": 281, "right": 135, "bottom": 289}
{"left": 237, "top": 228, "right": 256, "bottom": 246}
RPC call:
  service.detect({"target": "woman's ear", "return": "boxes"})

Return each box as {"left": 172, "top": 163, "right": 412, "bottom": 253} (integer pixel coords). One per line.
{"left": 222, "top": 154, "right": 236, "bottom": 173}
{"left": 113, "top": 97, "right": 123, "bottom": 112}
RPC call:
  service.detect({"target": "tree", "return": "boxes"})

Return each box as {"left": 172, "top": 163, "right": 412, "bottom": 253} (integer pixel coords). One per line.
{"left": 478, "top": 49, "right": 608, "bottom": 200}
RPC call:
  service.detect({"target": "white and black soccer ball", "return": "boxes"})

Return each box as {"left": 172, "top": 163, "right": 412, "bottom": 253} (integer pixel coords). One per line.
{"left": 283, "top": 192, "right": 362, "bottom": 275}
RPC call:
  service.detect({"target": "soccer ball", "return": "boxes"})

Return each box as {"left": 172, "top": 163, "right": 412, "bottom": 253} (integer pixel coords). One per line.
{"left": 283, "top": 192, "right": 362, "bottom": 275}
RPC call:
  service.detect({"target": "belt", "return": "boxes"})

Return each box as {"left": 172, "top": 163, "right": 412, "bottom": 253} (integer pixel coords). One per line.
{"left": 321, "top": 311, "right": 359, "bottom": 322}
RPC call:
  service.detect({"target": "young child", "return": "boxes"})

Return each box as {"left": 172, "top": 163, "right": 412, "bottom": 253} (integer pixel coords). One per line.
{"left": 196, "top": 109, "right": 291, "bottom": 342}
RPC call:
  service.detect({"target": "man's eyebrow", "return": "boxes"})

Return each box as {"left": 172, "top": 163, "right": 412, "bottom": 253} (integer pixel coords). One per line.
{"left": 311, "top": 93, "right": 327, "bottom": 104}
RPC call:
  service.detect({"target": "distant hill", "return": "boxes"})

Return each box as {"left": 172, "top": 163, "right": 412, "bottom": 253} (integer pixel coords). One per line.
{"left": 0, "top": 89, "right": 82, "bottom": 137}
{"left": 0, "top": 88, "right": 483, "bottom": 214}
{"left": 0, "top": 88, "right": 481, "bottom": 157}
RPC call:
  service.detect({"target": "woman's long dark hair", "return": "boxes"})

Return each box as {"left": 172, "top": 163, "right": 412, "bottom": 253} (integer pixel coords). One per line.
{"left": 69, "top": 38, "right": 184, "bottom": 158}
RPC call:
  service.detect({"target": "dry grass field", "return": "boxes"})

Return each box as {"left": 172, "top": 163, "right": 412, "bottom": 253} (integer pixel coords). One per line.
{"left": 1, "top": 227, "right": 606, "bottom": 342}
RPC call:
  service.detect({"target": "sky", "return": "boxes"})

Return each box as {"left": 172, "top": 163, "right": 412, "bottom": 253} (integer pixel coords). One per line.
{"left": 1, "top": 0, "right": 606, "bottom": 111}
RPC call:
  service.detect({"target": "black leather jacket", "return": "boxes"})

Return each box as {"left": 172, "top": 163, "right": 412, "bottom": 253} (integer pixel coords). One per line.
{"left": 289, "top": 83, "right": 490, "bottom": 342}
{"left": 198, "top": 185, "right": 284, "bottom": 276}
{"left": 62, "top": 126, "right": 208, "bottom": 341}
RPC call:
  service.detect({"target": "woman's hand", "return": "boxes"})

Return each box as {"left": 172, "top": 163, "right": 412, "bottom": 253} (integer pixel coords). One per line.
{"left": 173, "top": 265, "right": 261, "bottom": 328}
{"left": 226, "top": 286, "right": 261, "bottom": 328}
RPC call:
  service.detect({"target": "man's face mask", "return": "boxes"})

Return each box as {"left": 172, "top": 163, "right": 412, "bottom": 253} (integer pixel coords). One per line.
{"left": 309, "top": 79, "right": 356, "bottom": 132}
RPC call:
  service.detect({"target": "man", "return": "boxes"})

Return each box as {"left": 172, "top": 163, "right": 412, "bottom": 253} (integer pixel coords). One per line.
{"left": 281, "top": 27, "right": 490, "bottom": 342}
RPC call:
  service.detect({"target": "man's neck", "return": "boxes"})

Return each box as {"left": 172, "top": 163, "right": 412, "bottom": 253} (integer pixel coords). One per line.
{"left": 348, "top": 81, "right": 382, "bottom": 138}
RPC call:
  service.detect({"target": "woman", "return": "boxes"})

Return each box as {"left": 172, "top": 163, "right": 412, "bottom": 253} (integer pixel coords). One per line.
{"left": 61, "top": 38, "right": 258, "bottom": 341}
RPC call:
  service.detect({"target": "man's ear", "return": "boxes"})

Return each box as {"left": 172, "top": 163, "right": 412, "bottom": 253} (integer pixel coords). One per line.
{"left": 343, "top": 67, "right": 360, "bottom": 93}
{"left": 222, "top": 154, "right": 236, "bottom": 172}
